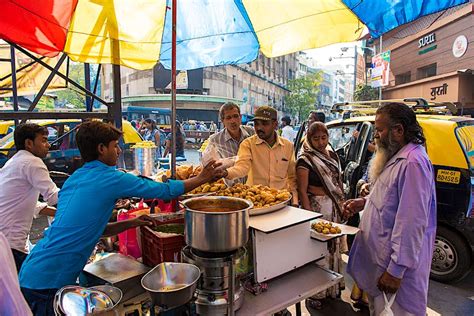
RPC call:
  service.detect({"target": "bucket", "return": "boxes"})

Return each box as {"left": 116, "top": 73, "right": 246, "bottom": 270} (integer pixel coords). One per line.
{"left": 133, "top": 147, "right": 156, "bottom": 176}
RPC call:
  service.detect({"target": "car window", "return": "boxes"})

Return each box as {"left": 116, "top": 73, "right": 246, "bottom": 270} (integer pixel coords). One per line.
{"left": 46, "top": 123, "right": 79, "bottom": 151}
{"left": 456, "top": 124, "right": 474, "bottom": 172}
{"left": 328, "top": 124, "right": 358, "bottom": 151}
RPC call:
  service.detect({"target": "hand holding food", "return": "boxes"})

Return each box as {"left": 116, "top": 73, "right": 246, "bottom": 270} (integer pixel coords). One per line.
{"left": 311, "top": 221, "right": 342, "bottom": 235}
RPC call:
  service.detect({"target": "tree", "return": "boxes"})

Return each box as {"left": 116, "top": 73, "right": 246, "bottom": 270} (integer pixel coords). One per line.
{"left": 354, "top": 84, "right": 378, "bottom": 101}
{"left": 285, "top": 72, "right": 322, "bottom": 122}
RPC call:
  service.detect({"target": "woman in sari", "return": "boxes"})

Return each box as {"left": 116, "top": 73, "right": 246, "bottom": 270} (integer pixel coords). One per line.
{"left": 297, "top": 121, "right": 346, "bottom": 310}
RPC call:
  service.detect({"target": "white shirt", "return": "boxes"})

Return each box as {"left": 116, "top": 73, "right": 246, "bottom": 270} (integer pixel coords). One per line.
{"left": 281, "top": 125, "right": 296, "bottom": 142}
{"left": 0, "top": 150, "right": 59, "bottom": 253}
{"left": 0, "top": 232, "right": 32, "bottom": 315}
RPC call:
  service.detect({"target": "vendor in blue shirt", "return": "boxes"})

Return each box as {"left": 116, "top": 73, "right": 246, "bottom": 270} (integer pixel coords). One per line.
{"left": 19, "top": 121, "right": 222, "bottom": 316}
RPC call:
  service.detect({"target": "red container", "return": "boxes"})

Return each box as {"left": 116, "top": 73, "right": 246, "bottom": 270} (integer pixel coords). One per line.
{"left": 140, "top": 218, "right": 185, "bottom": 267}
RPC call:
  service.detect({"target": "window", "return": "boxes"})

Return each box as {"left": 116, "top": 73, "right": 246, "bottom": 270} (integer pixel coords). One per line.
{"left": 395, "top": 72, "right": 411, "bottom": 85}
{"left": 417, "top": 63, "right": 437, "bottom": 80}
{"left": 328, "top": 124, "right": 357, "bottom": 151}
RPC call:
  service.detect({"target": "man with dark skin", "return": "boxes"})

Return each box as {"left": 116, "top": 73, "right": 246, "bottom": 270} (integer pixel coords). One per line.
{"left": 344, "top": 103, "right": 436, "bottom": 315}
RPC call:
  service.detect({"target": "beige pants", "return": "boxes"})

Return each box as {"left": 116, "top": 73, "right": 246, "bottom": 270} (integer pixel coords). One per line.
{"left": 368, "top": 294, "right": 416, "bottom": 316}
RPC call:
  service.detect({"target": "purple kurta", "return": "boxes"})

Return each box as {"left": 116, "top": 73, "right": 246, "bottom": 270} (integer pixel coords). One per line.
{"left": 347, "top": 143, "right": 437, "bottom": 316}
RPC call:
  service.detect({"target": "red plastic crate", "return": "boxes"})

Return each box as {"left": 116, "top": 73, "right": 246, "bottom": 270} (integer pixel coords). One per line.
{"left": 140, "top": 218, "right": 185, "bottom": 267}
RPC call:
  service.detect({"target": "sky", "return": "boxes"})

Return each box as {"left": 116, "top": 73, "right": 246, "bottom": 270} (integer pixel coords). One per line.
{"left": 304, "top": 41, "right": 363, "bottom": 72}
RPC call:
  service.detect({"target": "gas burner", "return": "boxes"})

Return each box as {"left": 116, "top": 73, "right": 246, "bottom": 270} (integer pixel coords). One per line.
{"left": 190, "top": 247, "right": 238, "bottom": 259}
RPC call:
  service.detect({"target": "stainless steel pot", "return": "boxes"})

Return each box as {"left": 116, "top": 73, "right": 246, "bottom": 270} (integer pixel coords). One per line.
{"left": 182, "top": 197, "right": 252, "bottom": 253}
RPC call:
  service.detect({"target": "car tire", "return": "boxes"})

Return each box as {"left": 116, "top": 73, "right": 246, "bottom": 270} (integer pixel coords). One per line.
{"left": 430, "top": 226, "right": 471, "bottom": 283}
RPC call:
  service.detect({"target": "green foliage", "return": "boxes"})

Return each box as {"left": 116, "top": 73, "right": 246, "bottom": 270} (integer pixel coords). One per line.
{"left": 284, "top": 72, "right": 322, "bottom": 122}
{"left": 354, "top": 84, "right": 378, "bottom": 101}
{"left": 53, "top": 61, "right": 86, "bottom": 109}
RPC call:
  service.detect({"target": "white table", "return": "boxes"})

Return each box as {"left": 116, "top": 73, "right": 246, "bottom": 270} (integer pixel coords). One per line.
{"left": 237, "top": 263, "right": 343, "bottom": 316}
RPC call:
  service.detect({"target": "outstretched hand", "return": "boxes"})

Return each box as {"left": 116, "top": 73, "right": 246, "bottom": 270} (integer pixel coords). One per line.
{"left": 198, "top": 160, "right": 224, "bottom": 183}
{"left": 342, "top": 198, "right": 366, "bottom": 220}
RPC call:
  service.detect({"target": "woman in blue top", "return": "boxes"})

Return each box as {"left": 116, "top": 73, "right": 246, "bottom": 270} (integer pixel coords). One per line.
{"left": 141, "top": 118, "right": 162, "bottom": 157}
{"left": 163, "top": 120, "right": 186, "bottom": 158}
{"left": 19, "top": 121, "right": 223, "bottom": 315}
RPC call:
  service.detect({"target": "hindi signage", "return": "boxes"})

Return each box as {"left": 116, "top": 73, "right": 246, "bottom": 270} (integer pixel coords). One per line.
{"left": 430, "top": 83, "right": 448, "bottom": 100}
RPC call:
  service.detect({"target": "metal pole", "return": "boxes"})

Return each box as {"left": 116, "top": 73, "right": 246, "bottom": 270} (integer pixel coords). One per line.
{"left": 84, "top": 63, "right": 92, "bottom": 111}
{"left": 10, "top": 45, "right": 19, "bottom": 126}
{"left": 171, "top": 0, "right": 177, "bottom": 181}
{"left": 353, "top": 45, "right": 357, "bottom": 102}
{"left": 378, "top": 36, "right": 383, "bottom": 102}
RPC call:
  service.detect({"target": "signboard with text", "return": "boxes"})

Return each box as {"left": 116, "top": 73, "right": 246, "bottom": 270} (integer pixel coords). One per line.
{"left": 370, "top": 50, "right": 390, "bottom": 88}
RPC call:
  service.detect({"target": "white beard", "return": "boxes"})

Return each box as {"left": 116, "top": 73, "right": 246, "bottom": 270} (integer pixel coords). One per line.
{"left": 368, "top": 135, "right": 401, "bottom": 183}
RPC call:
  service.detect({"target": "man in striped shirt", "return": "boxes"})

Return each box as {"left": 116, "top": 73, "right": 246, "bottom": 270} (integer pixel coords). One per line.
{"left": 208, "top": 102, "right": 254, "bottom": 184}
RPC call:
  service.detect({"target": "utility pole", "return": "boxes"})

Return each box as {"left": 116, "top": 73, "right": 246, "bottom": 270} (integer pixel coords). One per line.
{"left": 353, "top": 45, "right": 357, "bottom": 102}
{"left": 378, "top": 35, "right": 383, "bottom": 102}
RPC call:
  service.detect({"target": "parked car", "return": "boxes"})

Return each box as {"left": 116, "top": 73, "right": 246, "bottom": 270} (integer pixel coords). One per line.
{"left": 0, "top": 119, "right": 142, "bottom": 187}
{"left": 295, "top": 100, "right": 474, "bottom": 283}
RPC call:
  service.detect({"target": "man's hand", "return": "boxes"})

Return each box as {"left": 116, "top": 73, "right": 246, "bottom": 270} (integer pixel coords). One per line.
{"left": 360, "top": 183, "right": 371, "bottom": 197}
{"left": 134, "top": 214, "right": 161, "bottom": 227}
{"left": 377, "top": 271, "right": 402, "bottom": 294}
{"left": 197, "top": 160, "right": 223, "bottom": 183}
{"left": 342, "top": 198, "right": 366, "bottom": 220}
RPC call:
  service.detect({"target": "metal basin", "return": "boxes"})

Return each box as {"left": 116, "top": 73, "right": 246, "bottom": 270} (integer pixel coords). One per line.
{"left": 53, "top": 285, "right": 122, "bottom": 315}
{"left": 141, "top": 262, "right": 200, "bottom": 310}
{"left": 182, "top": 196, "right": 252, "bottom": 253}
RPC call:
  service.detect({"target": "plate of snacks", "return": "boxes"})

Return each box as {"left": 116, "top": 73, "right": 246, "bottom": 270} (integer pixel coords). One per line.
{"left": 310, "top": 219, "right": 348, "bottom": 241}
{"left": 213, "top": 183, "right": 292, "bottom": 215}
{"left": 181, "top": 178, "right": 227, "bottom": 199}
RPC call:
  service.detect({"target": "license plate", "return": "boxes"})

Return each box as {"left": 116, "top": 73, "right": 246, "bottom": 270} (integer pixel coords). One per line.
{"left": 436, "top": 169, "right": 461, "bottom": 184}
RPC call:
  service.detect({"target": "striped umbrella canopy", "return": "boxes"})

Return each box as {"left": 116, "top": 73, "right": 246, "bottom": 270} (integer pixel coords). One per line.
{"left": 0, "top": 0, "right": 468, "bottom": 70}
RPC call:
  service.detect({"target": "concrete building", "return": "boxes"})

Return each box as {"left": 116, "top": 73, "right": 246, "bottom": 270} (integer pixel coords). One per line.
{"left": 101, "top": 53, "right": 298, "bottom": 123}
{"left": 333, "top": 76, "right": 347, "bottom": 104}
{"left": 374, "top": 1, "right": 473, "bottom": 113}
{"left": 315, "top": 70, "right": 334, "bottom": 110}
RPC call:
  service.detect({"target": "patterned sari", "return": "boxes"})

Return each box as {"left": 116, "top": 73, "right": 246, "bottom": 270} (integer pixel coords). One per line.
{"left": 297, "top": 139, "right": 346, "bottom": 298}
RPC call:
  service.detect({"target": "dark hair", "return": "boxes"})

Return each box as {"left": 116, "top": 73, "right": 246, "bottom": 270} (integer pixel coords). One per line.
{"left": 144, "top": 118, "right": 157, "bottom": 130}
{"left": 76, "top": 121, "right": 123, "bottom": 162}
{"left": 219, "top": 102, "right": 240, "bottom": 120}
{"left": 14, "top": 123, "right": 48, "bottom": 150}
{"left": 281, "top": 116, "right": 291, "bottom": 125}
{"left": 376, "top": 103, "right": 425, "bottom": 145}
{"left": 309, "top": 111, "right": 326, "bottom": 123}
{"left": 307, "top": 121, "right": 328, "bottom": 138}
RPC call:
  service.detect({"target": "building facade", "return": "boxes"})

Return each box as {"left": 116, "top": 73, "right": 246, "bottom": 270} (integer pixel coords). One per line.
{"left": 376, "top": 2, "right": 473, "bottom": 112}
{"left": 101, "top": 53, "right": 298, "bottom": 122}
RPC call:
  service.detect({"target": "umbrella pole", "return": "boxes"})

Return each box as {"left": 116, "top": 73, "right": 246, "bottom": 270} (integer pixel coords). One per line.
{"left": 171, "top": 0, "right": 177, "bottom": 210}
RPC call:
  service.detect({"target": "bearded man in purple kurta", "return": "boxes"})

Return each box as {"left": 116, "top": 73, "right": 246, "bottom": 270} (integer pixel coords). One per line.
{"left": 344, "top": 103, "right": 436, "bottom": 316}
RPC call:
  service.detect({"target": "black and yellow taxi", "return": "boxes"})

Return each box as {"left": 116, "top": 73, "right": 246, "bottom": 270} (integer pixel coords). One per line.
{"left": 0, "top": 119, "right": 142, "bottom": 186}
{"left": 295, "top": 99, "right": 474, "bottom": 283}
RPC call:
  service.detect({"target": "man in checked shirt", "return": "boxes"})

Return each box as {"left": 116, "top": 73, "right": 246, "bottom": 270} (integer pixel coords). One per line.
{"left": 207, "top": 102, "right": 254, "bottom": 184}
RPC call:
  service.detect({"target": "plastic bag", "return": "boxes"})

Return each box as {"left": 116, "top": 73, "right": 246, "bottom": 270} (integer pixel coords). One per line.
{"left": 117, "top": 200, "right": 150, "bottom": 259}
{"left": 200, "top": 142, "right": 220, "bottom": 167}
{"left": 379, "top": 292, "right": 397, "bottom": 316}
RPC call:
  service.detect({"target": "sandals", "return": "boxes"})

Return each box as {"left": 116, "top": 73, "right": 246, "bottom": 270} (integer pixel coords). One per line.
{"left": 305, "top": 297, "right": 324, "bottom": 310}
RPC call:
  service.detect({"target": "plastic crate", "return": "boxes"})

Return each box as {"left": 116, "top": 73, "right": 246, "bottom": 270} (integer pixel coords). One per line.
{"left": 140, "top": 218, "right": 185, "bottom": 267}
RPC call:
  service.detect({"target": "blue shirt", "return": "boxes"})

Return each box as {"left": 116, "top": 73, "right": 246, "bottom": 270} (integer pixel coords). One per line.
{"left": 19, "top": 160, "right": 184, "bottom": 290}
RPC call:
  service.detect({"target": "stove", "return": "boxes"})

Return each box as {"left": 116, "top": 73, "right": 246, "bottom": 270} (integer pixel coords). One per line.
{"left": 181, "top": 246, "right": 245, "bottom": 315}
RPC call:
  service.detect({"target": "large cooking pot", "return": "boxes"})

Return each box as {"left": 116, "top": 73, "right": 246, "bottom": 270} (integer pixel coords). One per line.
{"left": 182, "top": 196, "right": 252, "bottom": 253}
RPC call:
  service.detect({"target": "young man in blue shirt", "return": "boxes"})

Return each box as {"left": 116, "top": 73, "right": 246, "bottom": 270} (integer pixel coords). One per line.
{"left": 19, "top": 121, "right": 222, "bottom": 315}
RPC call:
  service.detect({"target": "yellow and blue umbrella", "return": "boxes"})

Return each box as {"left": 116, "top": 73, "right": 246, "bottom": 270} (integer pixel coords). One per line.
{"left": 0, "top": 0, "right": 468, "bottom": 70}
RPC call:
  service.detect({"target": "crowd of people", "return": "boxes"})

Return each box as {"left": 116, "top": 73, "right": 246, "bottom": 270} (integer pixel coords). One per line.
{"left": 0, "top": 101, "right": 437, "bottom": 316}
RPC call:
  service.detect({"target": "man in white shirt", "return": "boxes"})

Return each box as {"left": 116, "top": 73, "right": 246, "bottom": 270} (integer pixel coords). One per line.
{"left": 280, "top": 116, "right": 295, "bottom": 142}
{"left": 0, "top": 123, "right": 59, "bottom": 272}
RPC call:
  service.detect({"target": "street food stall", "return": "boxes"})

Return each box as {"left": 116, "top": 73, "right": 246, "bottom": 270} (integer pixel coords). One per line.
{"left": 74, "top": 160, "right": 356, "bottom": 315}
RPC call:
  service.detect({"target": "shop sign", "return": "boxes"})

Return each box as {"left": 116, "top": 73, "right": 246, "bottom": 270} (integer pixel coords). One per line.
{"left": 418, "top": 33, "right": 436, "bottom": 48}
{"left": 370, "top": 50, "right": 390, "bottom": 88}
{"left": 452, "top": 35, "right": 468, "bottom": 58}
{"left": 430, "top": 83, "right": 448, "bottom": 100}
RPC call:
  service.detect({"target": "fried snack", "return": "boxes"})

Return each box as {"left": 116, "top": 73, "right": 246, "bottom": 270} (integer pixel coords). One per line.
{"left": 213, "top": 183, "right": 291, "bottom": 209}
{"left": 165, "top": 165, "right": 202, "bottom": 180}
{"left": 188, "top": 178, "right": 226, "bottom": 195}
{"left": 311, "top": 221, "right": 342, "bottom": 235}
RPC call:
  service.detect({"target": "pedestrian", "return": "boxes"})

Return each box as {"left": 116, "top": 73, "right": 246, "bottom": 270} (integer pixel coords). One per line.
{"left": 163, "top": 120, "right": 186, "bottom": 158}
{"left": 296, "top": 122, "right": 345, "bottom": 309}
{"left": 0, "top": 123, "right": 58, "bottom": 273}
{"left": 280, "top": 116, "right": 296, "bottom": 142}
{"left": 344, "top": 103, "right": 436, "bottom": 316}
{"left": 141, "top": 118, "right": 161, "bottom": 156}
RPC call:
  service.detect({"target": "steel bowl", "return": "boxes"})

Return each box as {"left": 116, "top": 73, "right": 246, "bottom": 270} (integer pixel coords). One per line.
{"left": 182, "top": 196, "right": 252, "bottom": 253}
{"left": 53, "top": 285, "right": 122, "bottom": 316}
{"left": 141, "top": 262, "right": 200, "bottom": 310}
